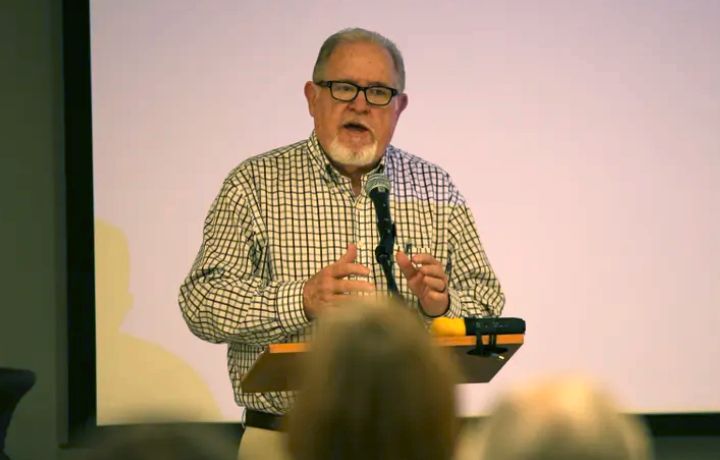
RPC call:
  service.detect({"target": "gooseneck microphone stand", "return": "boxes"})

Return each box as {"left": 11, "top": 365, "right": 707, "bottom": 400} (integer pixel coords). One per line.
{"left": 375, "top": 229, "right": 399, "bottom": 295}
{"left": 365, "top": 172, "right": 401, "bottom": 297}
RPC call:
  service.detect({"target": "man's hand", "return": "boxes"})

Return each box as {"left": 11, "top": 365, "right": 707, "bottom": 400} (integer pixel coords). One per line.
{"left": 396, "top": 251, "right": 449, "bottom": 316}
{"left": 302, "top": 243, "right": 375, "bottom": 319}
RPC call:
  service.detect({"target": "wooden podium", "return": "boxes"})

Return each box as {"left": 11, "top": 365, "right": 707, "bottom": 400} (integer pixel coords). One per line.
{"left": 241, "top": 333, "right": 524, "bottom": 393}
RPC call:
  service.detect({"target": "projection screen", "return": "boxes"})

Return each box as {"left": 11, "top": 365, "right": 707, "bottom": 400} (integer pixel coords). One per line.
{"left": 89, "top": 0, "right": 720, "bottom": 424}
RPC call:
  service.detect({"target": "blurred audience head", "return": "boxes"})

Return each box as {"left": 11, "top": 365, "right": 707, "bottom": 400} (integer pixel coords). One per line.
{"left": 472, "top": 375, "right": 652, "bottom": 460}
{"left": 287, "top": 298, "right": 460, "bottom": 460}
{"left": 84, "top": 421, "right": 237, "bottom": 460}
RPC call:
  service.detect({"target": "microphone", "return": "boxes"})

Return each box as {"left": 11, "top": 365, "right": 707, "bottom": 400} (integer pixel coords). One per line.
{"left": 431, "top": 317, "right": 526, "bottom": 358}
{"left": 430, "top": 317, "right": 526, "bottom": 337}
{"left": 365, "top": 172, "right": 399, "bottom": 294}
{"left": 365, "top": 172, "right": 394, "bottom": 246}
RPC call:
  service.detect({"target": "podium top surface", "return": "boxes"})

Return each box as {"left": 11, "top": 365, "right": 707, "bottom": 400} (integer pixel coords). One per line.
{"left": 241, "top": 334, "right": 524, "bottom": 393}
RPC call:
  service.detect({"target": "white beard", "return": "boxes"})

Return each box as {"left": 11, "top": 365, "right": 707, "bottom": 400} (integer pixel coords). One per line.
{"left": 326, "top": 137, "right": 378, "bottom": 168}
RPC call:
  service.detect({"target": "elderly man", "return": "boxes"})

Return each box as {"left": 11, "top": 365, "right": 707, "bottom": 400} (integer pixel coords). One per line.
{"left": 179, "top": 28, "right": 505, "bottom": 460}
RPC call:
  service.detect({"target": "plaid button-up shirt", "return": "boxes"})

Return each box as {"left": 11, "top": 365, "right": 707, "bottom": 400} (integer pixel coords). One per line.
{"left": 179, "top": 132, "right": 505, "bottom": 415}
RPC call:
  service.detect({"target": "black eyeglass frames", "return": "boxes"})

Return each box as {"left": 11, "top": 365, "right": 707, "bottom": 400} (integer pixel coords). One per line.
{"left": 315, "top": 80, "right": 399, "bottom": 106}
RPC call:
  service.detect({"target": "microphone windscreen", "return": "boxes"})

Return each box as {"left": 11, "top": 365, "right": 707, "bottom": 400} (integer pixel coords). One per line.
{"left": 365, "top": 172, "right": 391, "bottom": 195}
{"left": 430, "top": 317, "right": 467, "bottom": 337}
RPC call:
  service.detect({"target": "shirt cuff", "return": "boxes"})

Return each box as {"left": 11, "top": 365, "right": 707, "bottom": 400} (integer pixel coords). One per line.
{"left": 276, "top": 280, "right": 310, "bottom": 336}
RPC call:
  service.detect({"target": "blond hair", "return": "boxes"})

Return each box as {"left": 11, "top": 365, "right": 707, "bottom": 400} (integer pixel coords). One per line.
{"left": 474, "top": 376, "right": 652, "bottom": 460}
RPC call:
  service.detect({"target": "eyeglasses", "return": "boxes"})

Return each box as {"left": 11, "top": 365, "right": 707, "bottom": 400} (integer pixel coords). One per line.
{"left": 315, "top": 80, "right": 399, "bottom": 107}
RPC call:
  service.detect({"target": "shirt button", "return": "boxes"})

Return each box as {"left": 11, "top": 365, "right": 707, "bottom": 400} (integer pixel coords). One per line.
{"left": 357, "top": 240, "right": 365, "bottom": 250}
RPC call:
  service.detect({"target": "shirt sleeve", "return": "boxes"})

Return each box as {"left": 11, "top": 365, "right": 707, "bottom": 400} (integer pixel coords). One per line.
{"left": 442, "top": 185, "right": 505, "bottom": 319}
{"left": 178, "top": 177, "right": 310, "bottom": 346}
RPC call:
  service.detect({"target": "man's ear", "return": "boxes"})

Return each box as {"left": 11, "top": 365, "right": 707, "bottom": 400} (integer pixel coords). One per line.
{"left": 396, "top": 93, "right": 409, "bottom": 115}
{"left": 304, "top": 81, "right": 318, "bottom": 117}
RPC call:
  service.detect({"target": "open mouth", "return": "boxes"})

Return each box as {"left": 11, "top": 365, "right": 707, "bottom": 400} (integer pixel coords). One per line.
{"left": 343, "top": 122, "right": 370, "bottom": 133}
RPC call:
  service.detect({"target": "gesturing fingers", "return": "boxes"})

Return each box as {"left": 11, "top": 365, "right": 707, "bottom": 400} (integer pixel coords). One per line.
{"left": 338, "top": 243, "right": 358, "bottom": 264}
{"left": 417, "top": 263, "right": 445, "bottom": 279}
{"left": 411, "top": 253, "right": 443, "bottom": 267}
{"left": 334, "top": 279, "right": 376, "bottom": 294}
{"left": 395, "top": 251, "right": 419, "bottom": 280}
{"left": 421, "top": 275, "right": 446, "bottom": 292}
{"left": 303, "top": 245, "right": 374, "bottom": 319}
{"left": 396, "top": 251, "right": 449, "bottom": 296}
{"left": 331, "top": 262, "right": 371, "bottom": 279}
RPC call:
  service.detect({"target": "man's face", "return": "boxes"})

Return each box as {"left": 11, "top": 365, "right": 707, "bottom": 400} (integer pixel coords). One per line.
{"left": 305, "top": 41, "right": 408, "bottom": 171}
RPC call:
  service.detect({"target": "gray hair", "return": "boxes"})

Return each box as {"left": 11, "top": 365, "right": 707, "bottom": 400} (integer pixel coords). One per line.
{"left": 312, "top": 28, "right": 406, "bottom": 92}
{"left": 473, "top": 376, "right": 652, "bottom": 460}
